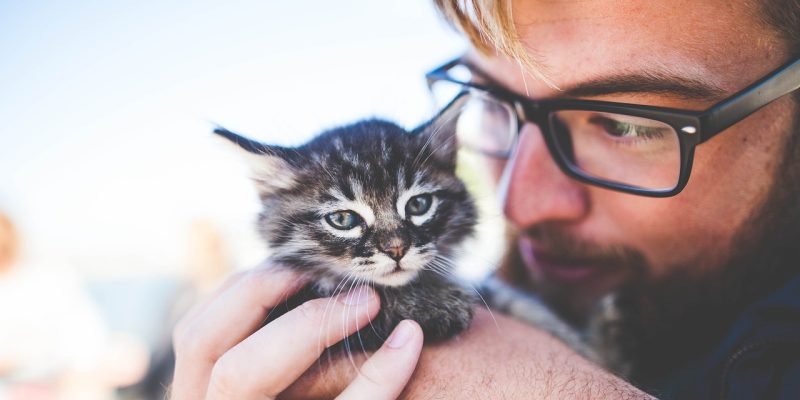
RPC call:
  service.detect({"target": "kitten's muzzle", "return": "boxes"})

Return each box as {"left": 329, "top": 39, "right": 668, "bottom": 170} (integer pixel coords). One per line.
{"left": 379, "top": 238, "right": 409, "bottom": 261}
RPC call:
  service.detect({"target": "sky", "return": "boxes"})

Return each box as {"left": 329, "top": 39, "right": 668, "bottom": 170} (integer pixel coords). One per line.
{"left": 0, "top": 1, "right": 468, "bottom": 277}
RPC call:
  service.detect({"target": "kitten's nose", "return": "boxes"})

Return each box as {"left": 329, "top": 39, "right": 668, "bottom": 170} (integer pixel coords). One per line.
{"left": 379, "top": 238, "right": 408, "bottom": 261}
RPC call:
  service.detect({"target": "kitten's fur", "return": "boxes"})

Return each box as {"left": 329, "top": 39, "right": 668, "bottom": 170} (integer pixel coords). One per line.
{"left": 215, "top": 111, "right": 477, "bottom": 350}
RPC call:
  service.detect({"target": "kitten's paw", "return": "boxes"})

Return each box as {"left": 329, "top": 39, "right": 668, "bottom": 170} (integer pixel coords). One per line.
{"left": 341, "top": 317, "right": 394, "bottom": 353}
{"left": 416, "top": 289, "right": 475, "bottom": 343}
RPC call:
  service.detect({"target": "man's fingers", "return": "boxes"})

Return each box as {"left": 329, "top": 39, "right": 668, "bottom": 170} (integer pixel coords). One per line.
{"left": 178, "top": 261, "right": 284, "bottom": 326}
{"left": 337, "top": 320, "right": 424, "bottom": 400}
{"left": 171, "top": 267, "right": 306, "bottom": 400}
{"left": 206, "top": 286, "right": 381, "bottom": 399}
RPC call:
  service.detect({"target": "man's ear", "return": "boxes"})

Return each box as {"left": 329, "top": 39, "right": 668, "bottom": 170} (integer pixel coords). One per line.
{"left": 213, "top": 126, "right": 297, "bottom": 198}
{"left": 412, "top": 96, "right": 466, "bottom": 170}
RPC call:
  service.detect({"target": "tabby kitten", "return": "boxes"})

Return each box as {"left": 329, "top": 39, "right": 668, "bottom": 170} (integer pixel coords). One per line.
{"left": 215, "top": 110, "right": 477, "bottom": 350}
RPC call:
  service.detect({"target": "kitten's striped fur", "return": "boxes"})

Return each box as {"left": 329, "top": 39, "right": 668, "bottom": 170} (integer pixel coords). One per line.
{"left": 216, "top": 114, "right": 478, "bottom": 349}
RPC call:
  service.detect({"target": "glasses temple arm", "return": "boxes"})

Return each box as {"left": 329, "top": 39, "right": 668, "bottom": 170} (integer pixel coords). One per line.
{"left": 700, "top": 58, "right": 800, "bottom": 142}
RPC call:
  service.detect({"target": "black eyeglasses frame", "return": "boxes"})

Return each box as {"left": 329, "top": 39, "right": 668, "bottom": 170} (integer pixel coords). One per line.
{"left": 425, "top": 56, "right": 800, "bottom": 197}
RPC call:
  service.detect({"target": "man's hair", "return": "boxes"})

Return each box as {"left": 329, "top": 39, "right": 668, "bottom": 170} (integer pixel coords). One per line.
{"left": 433, "top": 0, "right": 800, "bottom": 99}
{"left": 433, "top": 0, "right": 800, "bottom": 61}
{"left": 761, "top": 0, "right": 800, "bottom": 107}
{"left": 761, "top": 0, "right": 800, "bottom": 56}
{"left": 432, "top": 0, "right": 553, "bottom": 85}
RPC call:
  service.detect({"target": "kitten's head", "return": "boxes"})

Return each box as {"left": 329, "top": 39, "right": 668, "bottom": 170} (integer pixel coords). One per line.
{"left": 216, "top": 115, "right": 476, "bottom": 287}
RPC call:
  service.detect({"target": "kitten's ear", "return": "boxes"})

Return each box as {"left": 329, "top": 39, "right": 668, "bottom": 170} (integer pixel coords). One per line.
{"left": 213, "top": 126, "right": 297, "bottom": 198}
{"left": 412, "top": 99, "right": 464, "bottom": 170}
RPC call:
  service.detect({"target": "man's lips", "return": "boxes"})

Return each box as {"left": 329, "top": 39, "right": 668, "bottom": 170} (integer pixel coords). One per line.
{"left": 518, "top": 236, "right": 609, "bottom": 285}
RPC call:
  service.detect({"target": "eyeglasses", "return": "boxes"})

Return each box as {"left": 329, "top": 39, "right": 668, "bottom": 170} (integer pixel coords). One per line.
{"left": 425, "top": 56, "right": 800, "bottom": 197}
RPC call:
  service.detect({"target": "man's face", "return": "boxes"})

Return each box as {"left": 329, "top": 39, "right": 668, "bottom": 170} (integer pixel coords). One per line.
{"left": 471, "top": 0, "right": 797, "bottom": 317}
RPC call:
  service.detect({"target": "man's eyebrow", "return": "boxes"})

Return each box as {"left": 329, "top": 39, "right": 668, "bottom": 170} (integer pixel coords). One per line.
{"left": 558, "top": 71, "right": 728, "bottom": 102}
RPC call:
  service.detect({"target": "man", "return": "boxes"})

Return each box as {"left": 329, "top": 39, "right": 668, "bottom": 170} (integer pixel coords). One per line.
{"left": 432, "top": 0, "right": 800, "bottom": 392}
{"left": 170, "top": 0, "right": 800, "bottom": 398}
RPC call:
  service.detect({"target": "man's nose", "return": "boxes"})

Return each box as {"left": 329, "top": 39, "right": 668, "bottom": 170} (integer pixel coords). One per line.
{"left": 501, "top": 123, "right": 590, "bottom": 228}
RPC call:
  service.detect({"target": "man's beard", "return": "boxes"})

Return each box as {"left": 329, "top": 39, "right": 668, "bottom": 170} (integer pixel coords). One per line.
{"left": 499, "top": 118, "right": 800, "bottom": 382}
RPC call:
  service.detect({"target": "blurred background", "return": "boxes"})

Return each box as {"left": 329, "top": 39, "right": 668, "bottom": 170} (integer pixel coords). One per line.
{"left": 0, "top": 1, "right": 505, "bottom": 399}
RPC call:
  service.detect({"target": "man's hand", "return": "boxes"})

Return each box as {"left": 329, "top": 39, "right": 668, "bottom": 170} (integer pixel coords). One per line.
{"left": 170, "top": 265, "right": 424, "bottom": 399}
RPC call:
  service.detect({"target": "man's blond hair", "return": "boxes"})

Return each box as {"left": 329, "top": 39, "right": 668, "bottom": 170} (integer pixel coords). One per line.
{"left": 432, "top": 0, "right": 800, "bottom": 92}
{"left": 432, "top": 0, "right": 552, "bottom": 85}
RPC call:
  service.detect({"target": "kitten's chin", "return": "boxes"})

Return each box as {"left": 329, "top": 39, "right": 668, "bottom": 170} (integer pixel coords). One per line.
{"left": 371, "top": 269, "right": 418, "bottom": 287}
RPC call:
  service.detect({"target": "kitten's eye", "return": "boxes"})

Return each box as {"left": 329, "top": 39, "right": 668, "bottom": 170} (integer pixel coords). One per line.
{"left": 325, "top": 210, "right": 362, "bottom": 230}
{"left": 405, "top": 194, "right": 433, "bottom": 216}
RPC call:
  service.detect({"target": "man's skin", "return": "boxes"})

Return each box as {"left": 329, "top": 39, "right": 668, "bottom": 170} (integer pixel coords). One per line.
{"left": 172, "top": 0, "right": 797, "bottom": 398}
{"left": 491, "top": 0, "right": 794, "bottom": 316}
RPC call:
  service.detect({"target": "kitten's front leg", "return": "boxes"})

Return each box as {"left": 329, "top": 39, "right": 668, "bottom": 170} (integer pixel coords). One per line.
{"left": 395, "top": 275, "right": 476, "bottom": 342}
{"left": 346, "top": 274, "right": 475, "bottom": 351}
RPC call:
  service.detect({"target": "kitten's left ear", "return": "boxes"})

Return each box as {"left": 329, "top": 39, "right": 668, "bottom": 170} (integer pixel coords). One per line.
{"left": 412, "top": 105, "right": 462, "bottom": 170}
{"left": 213, "top": 126, "right": 297, "bottom": 198}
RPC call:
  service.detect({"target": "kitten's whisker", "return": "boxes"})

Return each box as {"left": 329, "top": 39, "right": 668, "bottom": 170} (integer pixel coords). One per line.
{"left": 341, "top": 276, "right": 357, "bottom": 370}
{"left": 355, "top": 271, "right": 388, "bottom": 386}
{"left": 363, "top": 271, "right": 381, "bottom": 344}
{"left": 411, "top": 126, "right": 438, "bottom": 171}
{"left": 353, "top": 275, "right": 372, "bottom": 371}
{"left": 343, "top": 277, "right": 354, "bottom": 361}
{"left": 313, "top": 156, "right": 338, "bottom": 182}
{"left": 424, "top": 261, "right": 451, "bottom": 278}
{"left": 417, "top": 136, "right": 455, "bottom": 170}
{"left": 321, "top": 272, "right": 359, "bottom": 361}
{"left": 318, "top": 273, "right": 355, "bottom": 369}
{"left": 431, "top": 256, "right": 501, "bottom": 332}
{"left": 412, "top": 108, "right": 461, "bottom": 171}
{"left": 262, "top": 265, "right": 302, "bottom": 323}
{"left": 340, "top": 276, "right": 362, "bottom": 375}
{"left": 447, "top": 247, "right": 503, "bottom": 270}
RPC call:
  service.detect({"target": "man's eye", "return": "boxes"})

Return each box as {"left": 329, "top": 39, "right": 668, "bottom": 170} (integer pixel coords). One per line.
{"left": 590, "top": 116, "right": 667, "bottom": 140}
{"left": 405, "top": 194, "right": 433, "bottom": 216}
{"left": 324, "top": 210, "right": 362, "bottom": 230}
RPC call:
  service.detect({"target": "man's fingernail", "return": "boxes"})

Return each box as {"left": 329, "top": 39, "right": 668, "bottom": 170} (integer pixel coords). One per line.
{"left": 341, "top": 286, "right": 373, "bottom": 305}
{"left": 387, "top": 320, "right": 414, "bottom": 349}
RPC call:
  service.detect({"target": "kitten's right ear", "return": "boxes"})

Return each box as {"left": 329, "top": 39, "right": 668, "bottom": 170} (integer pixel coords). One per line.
{"left": 213, "top": 126, "right": 296, "bottom": 197}
{"left": 411, "top": 94, "right": 469, "bottom": 170}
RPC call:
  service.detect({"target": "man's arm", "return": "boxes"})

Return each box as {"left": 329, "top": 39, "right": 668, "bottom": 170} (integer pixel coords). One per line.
{"left": 401, "top": 309, "right": 652, "bottom": 399}
{"left": 282, "top": 308, "right": 655, "bottom": 399}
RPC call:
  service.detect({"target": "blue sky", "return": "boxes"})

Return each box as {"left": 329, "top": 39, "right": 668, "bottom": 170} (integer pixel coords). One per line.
{"left": 0, "top": 1, "right": 466, "bottom": 276}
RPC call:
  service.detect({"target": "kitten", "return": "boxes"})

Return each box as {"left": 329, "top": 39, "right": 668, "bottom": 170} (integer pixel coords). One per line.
{"left": 214, "top": 110, "right": 477, "bottom": 350}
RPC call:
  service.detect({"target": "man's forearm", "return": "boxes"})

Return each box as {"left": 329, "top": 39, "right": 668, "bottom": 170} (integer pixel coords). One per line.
{"left": 282, "top": 308, "right": 654, "bottom": 399}
{"left": 398, "top": 309, "right": 653, "bottom": 399}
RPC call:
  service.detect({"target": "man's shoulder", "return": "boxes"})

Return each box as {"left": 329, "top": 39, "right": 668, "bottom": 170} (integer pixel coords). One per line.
{"left": 703, "top": 273, "right": 800, "bottom": 400}
{"left": 604, "top": 273, "right": 800, "bottom": 399}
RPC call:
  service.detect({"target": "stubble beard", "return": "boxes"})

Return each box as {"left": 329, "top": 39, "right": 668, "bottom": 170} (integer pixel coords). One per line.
{"left": 499, "top": 111, "right": 800, "bottom": 382}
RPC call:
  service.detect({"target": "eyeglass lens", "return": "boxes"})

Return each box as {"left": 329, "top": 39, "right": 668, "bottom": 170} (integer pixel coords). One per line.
{"left": 549, "top": 110, "right": 681, "bottom": 190}
{"left": 430, "top": 79, "right": 682, "bottom": 191}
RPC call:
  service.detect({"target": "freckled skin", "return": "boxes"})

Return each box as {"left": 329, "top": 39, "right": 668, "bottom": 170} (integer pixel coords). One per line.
{"left": 216, "top": 118, "right": 478, "bottom": 350}
{"left": 477, "top": 0, "right": 795, "bottom": 313}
